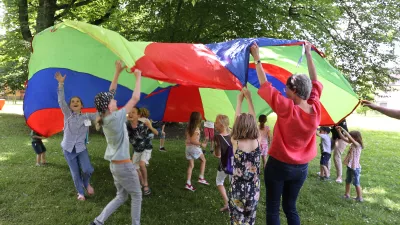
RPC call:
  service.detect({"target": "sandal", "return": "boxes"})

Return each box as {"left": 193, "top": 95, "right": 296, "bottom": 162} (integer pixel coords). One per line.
{"left": 143, "top": 186, "right": 151, "bottom": 196}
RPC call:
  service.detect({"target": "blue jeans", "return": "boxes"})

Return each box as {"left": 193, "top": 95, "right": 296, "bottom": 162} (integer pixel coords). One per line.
{"left": 63, "top": 148, "right": 94, "bottom": 195}
{"left": 265, "top": 157, "right": 308, "bottom": 225}
{"left": 345, "top": 167, "right": 361, "bottom": 186}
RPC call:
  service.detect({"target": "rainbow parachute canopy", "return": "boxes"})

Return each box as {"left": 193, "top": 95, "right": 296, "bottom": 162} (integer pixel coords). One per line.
{"left": 24, "top": 20, "right": 359, "bottom": 137}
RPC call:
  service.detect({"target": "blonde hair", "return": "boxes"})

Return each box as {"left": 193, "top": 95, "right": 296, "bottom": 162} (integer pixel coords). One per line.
{"left": 231, "top": 113, "right": 258, "bottom": 140}
{"left": 216, "top": 114, "right": 230, "bottom": 133}
{"left": 139, "top": 108, "right": 150, "bottom": 118}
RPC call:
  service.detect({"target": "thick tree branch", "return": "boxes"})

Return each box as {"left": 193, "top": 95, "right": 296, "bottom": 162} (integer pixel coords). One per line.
{"left": 18, "top": 0, "right": 33, "bottom": 42}
{"left": 57, "top": 0, "right": 94, "bottom": 10}
{"left": 89, "top": 0, "right": 118, "bottom": 25}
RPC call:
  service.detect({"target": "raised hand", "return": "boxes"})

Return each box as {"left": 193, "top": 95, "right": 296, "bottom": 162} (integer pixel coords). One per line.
{"left": 361, "top": 100, "right": 378, "bottom": 110}
{"left": 133, "top": 69, "right": 142, "bottom": 79}
{"left": 250, "top": 42, "right": 260, "bottom": 60}
{"left": 241, "top": 87, "right": 252, "bottom": 99}
{"left": 304, "top": 41, "right": 312, "bottom": 54}
{"left": 54, "top": 72, "right": 66, "bottom": 83}
{"left": 115, "top": 60, "right": 126, "bottom": 73}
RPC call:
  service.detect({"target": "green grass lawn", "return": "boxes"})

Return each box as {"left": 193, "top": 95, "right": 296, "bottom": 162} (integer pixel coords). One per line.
{"left": 0, "top": 113, "right": 399, "bottom": 225}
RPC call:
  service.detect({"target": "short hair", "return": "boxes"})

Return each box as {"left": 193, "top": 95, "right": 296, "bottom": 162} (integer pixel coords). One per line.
{"left": 286, "top": 74, "right": 312, "bottom": 100}
{"left": 69, "top": 96, "right": 84, "bottom": 107}
{"left": 319, "top": 126, "right": 331, "bottom": 134}
{"left": 231, "top": 113, "right": 258, "bottom": 140}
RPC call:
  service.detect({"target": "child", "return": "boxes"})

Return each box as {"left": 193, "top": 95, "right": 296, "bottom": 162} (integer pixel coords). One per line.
{"left": 213, "top": 114, "right": 231, "bottom": 212}
{"left": 127, "top": 107, "right": 158, "bottom": 196}
{"left": 229, "top": 88, "right": 261, "bottom": 225}
{"left": 316, "top": 127, "right": 332, "bottom": 180}
{"left": 336, "top": 126, "right": 364, "bottom": 202}
{"left": 152, "top": 120, "right": 167, "bottom": 152}
{"left": 31, "top": 130, "right": 47, "bottom": 166}
{"left": 185, "top": 111, "right": 208, "bottom": 191}
{"left": 258, "top": 114, "right": 271, "bottom": 169}
{"left": 90, "top": 61, "right": 142, "bottom": 225}
{"left": 204, "top": 120, "right": 215, "bottom": 153}
{"left": 55, "top": 71, "right": 97, "bottom": 201}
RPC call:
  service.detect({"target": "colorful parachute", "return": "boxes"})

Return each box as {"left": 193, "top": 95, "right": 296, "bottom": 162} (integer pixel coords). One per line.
{"left": 24, "top": 20, "right": 359, "bottom": 137}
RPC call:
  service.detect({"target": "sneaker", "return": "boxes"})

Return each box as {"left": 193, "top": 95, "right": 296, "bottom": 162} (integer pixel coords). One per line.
{"left": 36, "top": 163, "right": 41, "bottom": 166}
{"left": 353, "top": 197, "right": 364, "bottom": 202}
{"left": 316, "top": 172, "right": 321, "bottom": 176}
{"left": 185, "top": 184, "right": 196, "bottom": 192}
{"left": 159, "top": 147, "right": 167, "bottom": 152}
{"left": 89, "top": 222, "right": 96, "bottom": 225}
{"left": 341, "top": 195, "right": 350, "bottom": 200}
{"left": 77, "top": 194, "right": 86, "bottom": 201}
{"left": 198, "top": 178, "right": 210, "bottom": 185}
{"left": 336, "top": 179, "right": 343, "bottom": 184}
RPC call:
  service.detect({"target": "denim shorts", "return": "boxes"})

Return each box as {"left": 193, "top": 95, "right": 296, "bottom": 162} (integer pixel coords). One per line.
{"left": 320, "top": 152, "right": 331, "bottom": 166}
{"left": 346, "top": 167, "right": 361, "bottom": 186}
{"left": 156, "top": 128, "right": 165, "bottom": 139}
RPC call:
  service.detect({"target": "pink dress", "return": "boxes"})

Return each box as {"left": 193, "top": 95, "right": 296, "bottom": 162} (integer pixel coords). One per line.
{"left": 259, "top": 126, "right": 270, "bottom": 156}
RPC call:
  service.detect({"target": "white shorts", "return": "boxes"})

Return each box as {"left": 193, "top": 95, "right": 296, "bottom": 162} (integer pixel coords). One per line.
{"left": 216, "top": 170, "right": 230, "bottom": 186}
{"left": 185, "top": 146, "right": 203, "bottom": 160}
{"left": 132, "top": 149, "right": 152, "bottom": 166}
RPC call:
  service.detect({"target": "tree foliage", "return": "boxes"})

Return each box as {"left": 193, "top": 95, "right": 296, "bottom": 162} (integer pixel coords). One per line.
{"left": 0, "top": 0, "right": 399, "bottom": 98}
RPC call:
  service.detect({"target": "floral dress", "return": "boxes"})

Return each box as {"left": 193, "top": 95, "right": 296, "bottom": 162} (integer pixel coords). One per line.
{"left": 228, "top": 142, "right": 261, "bottom": 225}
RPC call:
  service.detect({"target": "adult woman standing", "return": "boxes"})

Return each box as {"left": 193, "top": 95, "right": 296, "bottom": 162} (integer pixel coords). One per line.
{"left": 251, "top": 42, "right": 323, "bottom": 225}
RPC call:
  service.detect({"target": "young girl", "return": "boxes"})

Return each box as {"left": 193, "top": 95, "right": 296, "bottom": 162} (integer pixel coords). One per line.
{"left": 55, "top": 71, "right": 97, "bottom": 201}
{"left": 229, "top": 88, "right": 261, "bottom": 225}
{"left": 89, "top": 61, "right": 142, "bottom": 225}
{"left": 185, "top": 111, "right": 208, "bottom": 191}
{"left": 336, "top": 126, "right": 364, "bottom": 202}
{"left": 213, "top": 114, "right": 231, "bottom": 211}
{"left": 126, "top": 107, "right": 158, "bottom": 196}
{"left": 258, "top": 114, "right": 271, "bottom": 168}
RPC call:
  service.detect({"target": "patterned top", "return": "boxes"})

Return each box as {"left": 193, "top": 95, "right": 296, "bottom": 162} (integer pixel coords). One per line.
{"left": 258, "top": 126, "right": 270, "bottom": 145}
{"left": 58, "top": 85, "right": 97, "bottom": 153}
{"left": 126, "top": 121, "right": 154, "bottom": 152}
{"left": 343, "top": 143, "right": 362, "bottom": 169}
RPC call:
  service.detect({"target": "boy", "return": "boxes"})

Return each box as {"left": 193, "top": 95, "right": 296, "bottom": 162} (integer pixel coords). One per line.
{"left": 152, "top": 120, "right": 167, "bottom": 152}
{"left": 316, "top": 127, "right": 332, "bottom": 180}
{"left": 31, "top": 130, "right": 47, "bottom": 166}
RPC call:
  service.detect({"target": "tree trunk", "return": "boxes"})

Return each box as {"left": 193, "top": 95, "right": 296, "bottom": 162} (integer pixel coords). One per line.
{"left": 18, "top": 0, "right": 33, "bottom": 42}
{"left": 36, "top": 0, "right": 57, "bottom": 33}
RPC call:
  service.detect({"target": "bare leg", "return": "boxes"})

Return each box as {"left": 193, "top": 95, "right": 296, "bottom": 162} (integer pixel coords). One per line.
{"left": 186, "top": 159, "right": 194, "bottom": 183}
{"left": 41, "top": 152, "right": 46, "bottom": 164}
{"left": 217, "top": 185, "right": 228, "bottom": 211}
{"left": 137, "top": 169, "right": 143, "bottom": 187}
{"left": 320, "top": 165, "right": 325, "bottom": 177}
{"left": 355, "top": 185, "right": 363, "bottom": 199}
{"left": 160, "top": 138, "right": 165, "bottom": 148}
{"left": 139, "top": 161, "right": 149, "bottom": 191}
{"left": 36, "top": 154, "right": 41, "bottom": 165}
{"left": 323, "top": 165, "right": 330, "bottom": 177}
{"left": 345, "top": 183, "right": 351, "bottom": 197}
{"left": 199, "top": 154, "right": 206, "bottom": 177}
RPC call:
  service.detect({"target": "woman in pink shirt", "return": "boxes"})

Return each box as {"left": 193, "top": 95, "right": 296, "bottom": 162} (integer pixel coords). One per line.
{"left": 251, "top": 42, "right": 323, "bottom": 225}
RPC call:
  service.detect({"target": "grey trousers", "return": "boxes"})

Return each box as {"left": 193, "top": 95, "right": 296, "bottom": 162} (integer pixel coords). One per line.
{"left": 95, "top": 162, "right": 142, "bottom": 225}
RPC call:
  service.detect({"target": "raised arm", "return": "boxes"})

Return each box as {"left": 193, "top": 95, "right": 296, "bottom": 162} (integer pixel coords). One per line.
{"left": 242, "top": 88, "right": 256, "bottom": 121}
{"left": 340, "top": 127, "right": 361, "bottom": 148}
{"left": 250, "top": 43, "right": 268, "bottom": 86}
{"left": 55, "top": 72, "right": 71, "bottom": 116}
{"left": 235, "top": 91, "right": 245, "bottom": 118}
{"left": 305, "top": 42, "right": 317, "bottom": 81}
{"left": 362, "top": 100, "right": 400, "bottom": 120}
{"left": 109, "top": 61, "right": 126, "bottom": 93}
{"left": 335, "top": 127, "right": 350, "bottom": 143}
{"left": 123, "top": 69, "right": 142, "bottom": 114}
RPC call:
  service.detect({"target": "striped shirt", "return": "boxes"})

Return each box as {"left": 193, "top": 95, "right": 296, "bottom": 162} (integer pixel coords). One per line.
{"left": 58, "top": 86, "right": 97, "bottom": 153}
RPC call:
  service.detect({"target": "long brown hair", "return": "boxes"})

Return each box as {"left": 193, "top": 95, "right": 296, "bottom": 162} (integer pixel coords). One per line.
{"left": 350, "top": 131, "right": 364, "bottom": 148}
{"left": 139, "top": 108, "right": 150, "bottom": 118}
{"left": 187, "top": 112, "right": 202, "bottom": 137}
{"left": 258, "top": 114, "right": 267, "bottom": 129}
{"left": 231, "top": 113, "right": 258, "bottom": 140}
